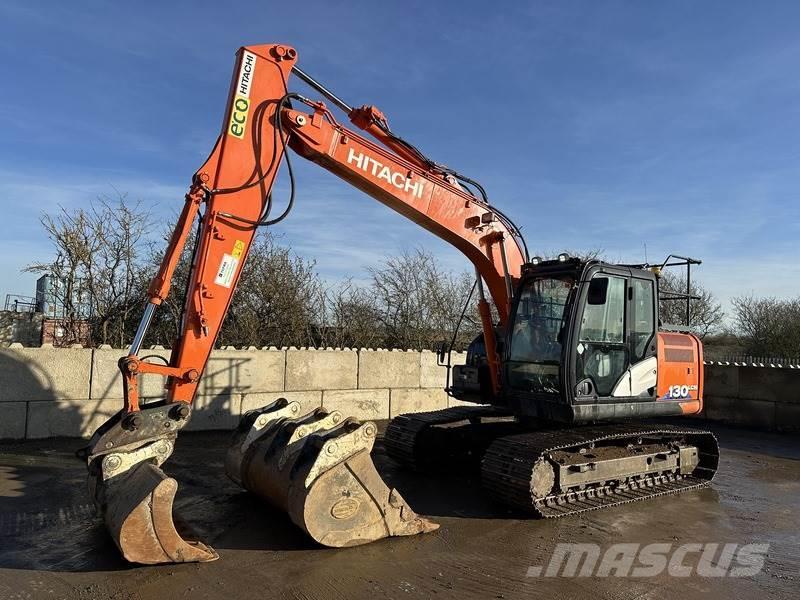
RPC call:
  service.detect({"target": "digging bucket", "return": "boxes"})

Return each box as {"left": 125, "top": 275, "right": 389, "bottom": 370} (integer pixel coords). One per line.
{"left": 226, "top": 399, "right": 438, "bottom": 547}
{"left": 89, "top": 458, "right": 218, "bottom": 564}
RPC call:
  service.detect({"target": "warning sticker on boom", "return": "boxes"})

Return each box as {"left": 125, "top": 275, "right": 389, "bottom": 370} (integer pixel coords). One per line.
{"left": 214, "top": 240, "right": 245, "bottom": 288}
{"left": 214, "top": 254, "right": 239, "bottom": 288}
{"left": 232, "top": 239, "right": 245, "bottom": 258}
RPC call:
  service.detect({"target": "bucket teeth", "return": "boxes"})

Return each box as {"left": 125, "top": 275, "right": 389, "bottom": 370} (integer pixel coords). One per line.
{"left": 225, "top": 398, "right": 303, "bottom": 485}
{"left": 227, "top": 404, "right": 438, "bottom": 547}
{"left": 90, "top": 462, "right": 218, "bottom": 564}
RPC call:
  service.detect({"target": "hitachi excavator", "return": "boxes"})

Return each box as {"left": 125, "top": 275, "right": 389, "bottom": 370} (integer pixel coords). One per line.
{"left": 82, "top": 43, "right": 719, "bottom": 565}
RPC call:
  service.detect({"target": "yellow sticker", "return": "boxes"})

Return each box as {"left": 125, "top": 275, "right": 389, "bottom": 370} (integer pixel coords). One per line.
{"left": 232, "top": 240, "right": 245, "bottom": 259}
{"left": 228, "top": 96, "right": 250, "bottom": 139}
{"left": 227, "top": 50, "right": 256, "bottom": 139}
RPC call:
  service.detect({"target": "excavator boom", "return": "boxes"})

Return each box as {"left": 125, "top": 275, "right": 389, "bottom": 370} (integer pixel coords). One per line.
{"left": 122, "top": 44, "right": 525, "bottom": 413}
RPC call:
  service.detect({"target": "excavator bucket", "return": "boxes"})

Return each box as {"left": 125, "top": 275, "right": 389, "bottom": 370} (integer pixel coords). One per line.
{"left": 89, "top": 461, "right": 219, "bottom": 564}
{"left": 84, "top": 406, "right": 219, "bottom": 565}
{"left": 226, "top": 399, "right": 438, "bottom": 547}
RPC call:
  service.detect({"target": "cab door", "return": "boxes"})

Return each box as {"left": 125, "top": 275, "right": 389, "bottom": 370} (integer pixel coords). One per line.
{"left": 572, "top": 267, "right": 658, "bottom": 401}
{"left": 623, "top": 276, "right": 658, "bottom": 397}
{"left": 574, "top": 271, "right": 630, "bottom": 398}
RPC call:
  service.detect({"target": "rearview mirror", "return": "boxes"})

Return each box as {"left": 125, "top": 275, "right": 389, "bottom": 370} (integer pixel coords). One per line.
{"left": 587, "top": 277, "right": 609, "bottom": 305}
{"left": 435, "top": 341, "right": 448, "bottom": 365}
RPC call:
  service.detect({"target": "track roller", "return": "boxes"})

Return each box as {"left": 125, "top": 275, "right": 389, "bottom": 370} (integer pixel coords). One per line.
{"left": 481, "top": 424, "right": 719, "bottom": 518}
{"left": 226, "top": 399, "right": 438, "bottom": 547}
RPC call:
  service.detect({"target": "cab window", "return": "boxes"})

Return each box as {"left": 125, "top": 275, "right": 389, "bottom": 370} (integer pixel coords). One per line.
{"left": 631, "top": 278, "right": 655, "bottom": 361}
{"left": 579, "top": 275, "right": 625, "bottom": 343}
{"left": 575, "top": 274, "right": 627, "bottom": 397}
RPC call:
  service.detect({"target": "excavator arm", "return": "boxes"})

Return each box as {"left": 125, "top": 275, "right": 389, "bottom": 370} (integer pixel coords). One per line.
{"left": 121, "top": 43, "right": 526, "bottom": 413}
{"left": 84, "top": 43, "right": 525, "bottom": 565}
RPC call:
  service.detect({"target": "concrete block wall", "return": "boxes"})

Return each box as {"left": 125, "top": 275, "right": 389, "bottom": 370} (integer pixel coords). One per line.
{"left": 703, "top": 362, "right": 800, "bottom": 432}
{"left": 3, "top": 345, "right": 795, "bottom": 439}
{"left": 0, "top": 345, "right": 465, "bottom": 439}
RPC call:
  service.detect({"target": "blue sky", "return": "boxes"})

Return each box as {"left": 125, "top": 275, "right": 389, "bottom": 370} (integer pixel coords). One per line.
{"left": 1, "top": 1, "right": 799, "bottom": 314}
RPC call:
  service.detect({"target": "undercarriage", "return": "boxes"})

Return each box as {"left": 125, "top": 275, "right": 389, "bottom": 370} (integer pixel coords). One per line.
{"left": 385, "top": 406, "right": 719, "bottom": 518}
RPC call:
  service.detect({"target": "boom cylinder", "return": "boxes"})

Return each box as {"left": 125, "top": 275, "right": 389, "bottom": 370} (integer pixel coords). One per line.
{"left": 475, "top": 269, "right": 501, "bottom": 396}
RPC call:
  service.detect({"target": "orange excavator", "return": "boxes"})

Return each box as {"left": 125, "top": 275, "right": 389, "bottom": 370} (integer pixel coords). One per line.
{"left": 82, "top": 43, "right": 718, "bottom": 565}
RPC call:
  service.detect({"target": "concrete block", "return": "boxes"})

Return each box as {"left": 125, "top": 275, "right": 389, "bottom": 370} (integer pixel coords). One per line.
{"left": 199, "top": 349, "right": 285, "bottom": 396}
{"left": 184, "top": 393, "right": 241, "bottom": 432}
{"left": 703, "top": 396, "right": 776, "bottom": 430}
{"left": 285, "top": 350, "right": 357, "bottom": 391}
{"left": 738, "top": 367, "right": 799, "bottom": 403}
{"left": 359, "top": 350, "right": 420, "bottom": 389}
{"left": 704, "top": 365, "right": 739, "bottom": 399}
{"left": 390, "top": 388, "right": 447, "bottom": 417}
{"left": 90, "top": 347, "right": 172, "bottom": 400}
{"left": 241, "top": 390, "right": 322, "bottom": 416}
{"left": 419, "top": 351, "right": 467, "bottom": 389}
{"left": 322, "top": 389, "right": 390, "bottom": 421}
{"left": 27, "top": 399, "right": 121, "bottom": 439}
{"left": 89, "top": 346, "right": 124, "bottom": 400}
{"left": 0, "top": 402, "right": 26, "bottom": 439}
{"left": 0, "top": 347, "right": 91, "bottom": 402}
{"left": 775, "top": 402, "right": 800, "bottom": 432}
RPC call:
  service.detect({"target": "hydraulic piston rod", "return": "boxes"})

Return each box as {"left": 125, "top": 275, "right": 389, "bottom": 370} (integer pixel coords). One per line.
{"left": 291, "top": 66, "right": 353, "bottom": 113}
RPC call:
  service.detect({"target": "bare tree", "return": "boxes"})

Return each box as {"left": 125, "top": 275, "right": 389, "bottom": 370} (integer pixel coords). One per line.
{"left": 30, "top": 198, "right": 500, "bottom": 351}
{"left": 731, "top": 295, "right": 800, "bottom": 357}
{"left": 658, "top": 273, "right": 724, "bottom": 338}
{"left": 368, "top": 248, "right": 477, "bottom": 350}
{"left": 27, "top": 194, "right": 150, "bottom": 346}
{"left": 314, "top": 280, "right": 383, "bottom": 349}
{"left": 219, "top": 232, "right": 323, "bottom": 348}
{"left": 86, "top": 196, "right": 151, "bottom": 346}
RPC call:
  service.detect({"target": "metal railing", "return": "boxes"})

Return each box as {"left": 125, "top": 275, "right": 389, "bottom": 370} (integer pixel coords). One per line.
{"left": 3, "top": 294, "right": 37, "bottom": 313}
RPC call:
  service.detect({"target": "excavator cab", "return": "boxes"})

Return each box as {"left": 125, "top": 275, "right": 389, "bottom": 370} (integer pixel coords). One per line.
{"left": 393, "top": 255, "right": 716, "bottom": 517}
{"left": 453, "top": 257, "right": 703, "bottom": 423}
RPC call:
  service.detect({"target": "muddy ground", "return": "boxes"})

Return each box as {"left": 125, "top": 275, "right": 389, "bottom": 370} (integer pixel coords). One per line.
{"left": 0, "top": 421, "right": 797, "bottom": 599}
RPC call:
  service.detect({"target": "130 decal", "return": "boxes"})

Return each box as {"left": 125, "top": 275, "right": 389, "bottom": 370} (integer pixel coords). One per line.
{"left": 665, "top": 384, "right": 698, "bottom": 399}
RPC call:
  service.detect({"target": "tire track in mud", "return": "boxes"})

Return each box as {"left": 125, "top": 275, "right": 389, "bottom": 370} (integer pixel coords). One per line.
{"left": 0, "top": 502, "right": 96, "bottom": 537}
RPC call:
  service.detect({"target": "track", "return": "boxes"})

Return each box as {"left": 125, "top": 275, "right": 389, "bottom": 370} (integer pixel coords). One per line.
{"left": 481, "top": 423, "right": 719, "bottom": 517}
{"left": 384, "top": 405, "right": 518, "bottom": 471}
{"left": 385, "top": 408, "right": 720, "bottom": 518}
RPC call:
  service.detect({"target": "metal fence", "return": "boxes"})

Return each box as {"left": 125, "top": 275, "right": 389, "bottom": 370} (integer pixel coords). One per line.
{"left": 705, "top": 353, "right": 800, "bottom": 367}
{"left": 3, "top": 295, "right": 37, "bottom": 313}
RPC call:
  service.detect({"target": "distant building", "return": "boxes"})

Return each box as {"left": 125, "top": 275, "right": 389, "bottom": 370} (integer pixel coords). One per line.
{"left": 1, "top": 275, "right": 93, "bottom": 346}
{"left": 35, "top": 274, "right": 92, "bottom": 319}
